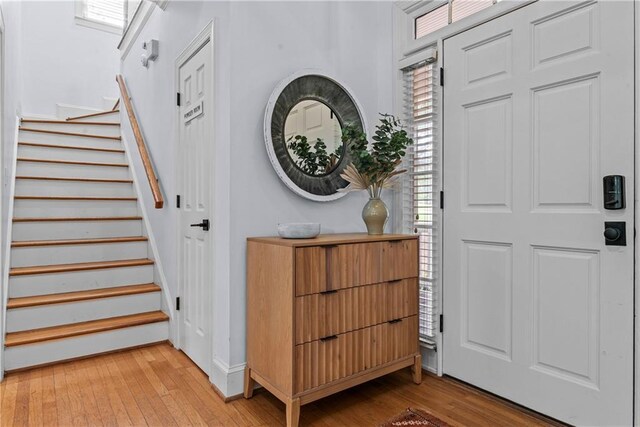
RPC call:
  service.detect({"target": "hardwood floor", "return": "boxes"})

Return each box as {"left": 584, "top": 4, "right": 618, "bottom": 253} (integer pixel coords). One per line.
{"left": 0, "top": 343, "right": 561, "bottom": 426}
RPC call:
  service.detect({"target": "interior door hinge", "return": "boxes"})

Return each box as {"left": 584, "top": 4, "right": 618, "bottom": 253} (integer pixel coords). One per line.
{"left": 439, "top": 67, "right": 444, "bottom": 86}
{"left": 176, "top": 92, "right": 181, "bottom": 106}
{"left": 439, "top": 314, "right": 444, "bottom": 333}
{"left": 176, "top": 194, "right": 181, "bottom": 208}
{"left": 440, "top": 191, "right": 444, "bottom": 209}
{"left": 176, "top": 297, "right": 180, "bottom": 311}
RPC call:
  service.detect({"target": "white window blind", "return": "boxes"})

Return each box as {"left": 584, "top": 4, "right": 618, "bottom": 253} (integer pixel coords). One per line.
{"left": 402, "top": 60, "right": 438, "bottom": 341}
{"left": 415, "top": 0, "right": 497, "bottom": 39}
{"left": 77, "top": 0, "right": 125, "bottom": 30}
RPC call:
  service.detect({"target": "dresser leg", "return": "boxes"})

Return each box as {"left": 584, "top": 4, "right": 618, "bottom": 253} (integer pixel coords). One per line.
{"left": 412, "top": 354, "right": 423, "bottom": 384}
{"left": 243, "top": 366, "right": 255, "bottom": 399}
{"left": 286, "top": 398, "right": 301, "bottom": 427}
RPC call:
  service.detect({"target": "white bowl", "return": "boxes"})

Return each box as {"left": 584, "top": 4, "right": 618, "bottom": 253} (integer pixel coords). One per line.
{"left": 277, "top": 223, "right": 321, "bottom": 239}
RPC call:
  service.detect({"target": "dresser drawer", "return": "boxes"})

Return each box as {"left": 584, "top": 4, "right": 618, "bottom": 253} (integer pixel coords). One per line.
{"left": 295, "top": 239, "right": 417, "bottom": 296}
{"left": 381, "top": 239, "right": 418, "bottom": 282}
{"left": 295, "top": 279, "right": 418, "bottom": 344}
{"left": 294, "top": 315, "right": 418, "bottom": 393}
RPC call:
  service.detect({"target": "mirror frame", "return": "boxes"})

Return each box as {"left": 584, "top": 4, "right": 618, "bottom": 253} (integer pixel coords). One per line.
{"left": 264, "top": 70, "right": 368, "bottom": 202}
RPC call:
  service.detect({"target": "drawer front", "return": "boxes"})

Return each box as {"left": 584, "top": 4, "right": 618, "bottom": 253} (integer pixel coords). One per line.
{"left": 381, "top": 239, "right": 418, "bottom": 282}
{"left": 295, "top": 239, "right": 417, "bottom": 296}
{"left": 295, "top": 278, "right": 418, "bottom": 344}
{"left": 294, "top": 315, "right": 418, "bottom": 393}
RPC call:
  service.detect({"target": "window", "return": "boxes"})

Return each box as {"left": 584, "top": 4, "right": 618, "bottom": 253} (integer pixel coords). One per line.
{"left": 415, "top": 5, "right": 449, "bottom": 40}
{"left": 415, "top": 0, "right": 496, "bottom": 39}
{"left": 75, "top": 0, "right": 125, "bottom": 34}
{"left": 402, "top": 59, "right": 438, "bottom": 340}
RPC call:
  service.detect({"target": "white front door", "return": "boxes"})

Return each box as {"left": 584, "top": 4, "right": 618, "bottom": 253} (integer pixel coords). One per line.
{"left": 443, "top": 1, "right": 634, "bottom": 425}
{"left": 178, "top": 41, "right": 213, "bottom": 374}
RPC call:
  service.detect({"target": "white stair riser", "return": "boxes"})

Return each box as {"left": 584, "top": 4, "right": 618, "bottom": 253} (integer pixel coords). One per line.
{"left": 12, "top": 220, "right": 143, "bottom": 241}
{"left": 14, "top": 199, "right": 139, "bottom": 217}
{"left": 11, "top": 241, "right": 148, "bottom": 267}
{"left": 18, "top": 145, "right": 125, "bottom": 163}
{"left": 17, "top": 161, "right": 130, "bottom": 180}
{"left": 6, "top": 292, "right": 161, "bottom": 332}
{"left": 9, "top": 264, "right": 154, "bottom": 297}
{"left": 66, "top": 111, "right": 121, "bottom": 123}
{"left": 55, "top": 105, "right": 102, "bottom": 120}
{"left": 21, "top": 122, "right": 120, "bottom": 137}
{"left": 19, "top": 130, "right": 122, "bottom": 149}
{"left": 16, "top": 179, "right": 134, "bottom": 198}
{"left": 4, "top": 321, "right": 168, "bottom": 371}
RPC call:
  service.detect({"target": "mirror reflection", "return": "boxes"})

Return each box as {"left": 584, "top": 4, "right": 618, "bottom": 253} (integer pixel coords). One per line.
{"left": 284, "top": 100, "right": 343, "bottom": 176}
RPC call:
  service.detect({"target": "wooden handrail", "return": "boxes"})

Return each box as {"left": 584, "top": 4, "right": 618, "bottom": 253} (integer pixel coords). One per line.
{"left": 116, "top": 75, "right": 164, "bottom": 208}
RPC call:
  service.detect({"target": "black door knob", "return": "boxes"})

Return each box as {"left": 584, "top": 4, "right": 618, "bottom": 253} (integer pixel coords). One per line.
{"left": 604, "top": 227, "right": 621, "bottom": 241}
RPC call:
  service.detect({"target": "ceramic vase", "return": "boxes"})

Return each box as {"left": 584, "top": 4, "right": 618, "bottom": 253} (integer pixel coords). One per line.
{"left": 362, "top": 197, "right": 388, "bottom": 235}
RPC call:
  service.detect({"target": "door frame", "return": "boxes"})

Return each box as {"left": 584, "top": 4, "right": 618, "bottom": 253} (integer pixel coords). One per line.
{"left": 174, "top": 21, "right": 216, "bottom": 376}
{"left": 394, "top": 0, "right": 640, "bottom": 423}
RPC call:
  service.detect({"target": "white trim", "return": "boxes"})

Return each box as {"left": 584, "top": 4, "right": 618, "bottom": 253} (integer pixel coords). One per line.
{"left": 118, "top": 0, "right": 155, "bottom": 61}
{"left": 1, "top": 116, "right": 20, "bottom": 380}
{"left": 210, "top": 358, "right": 246, "bottom": 397}
{"left": 263, "top": 69, "right": 369, "bottom": 202}
{"left": 174, "top": 21, "right": 216, "bottom": 379}
{"left": 120, "top": 132, "right": 176, "bottom": 343}
{"left": 634, "top": 1, "right": 639, "bottom": 425}
{"left": 152, "top": 0, "right": 169, "bottom": 11}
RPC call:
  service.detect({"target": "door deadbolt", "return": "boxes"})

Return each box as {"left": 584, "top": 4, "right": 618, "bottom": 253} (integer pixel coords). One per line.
{"left": 604, "top": 221, "right": 625, "bottom": 246}
{"left": 190, "top": 219, "right": 210, "bottom": 231}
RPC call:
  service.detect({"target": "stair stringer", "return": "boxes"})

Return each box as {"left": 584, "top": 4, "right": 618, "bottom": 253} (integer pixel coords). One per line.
{"left": 120, "top": 132, "right": 175, "bottom": 344}
{"left": 1, "top": 116, "right": 21, "bottom": 381}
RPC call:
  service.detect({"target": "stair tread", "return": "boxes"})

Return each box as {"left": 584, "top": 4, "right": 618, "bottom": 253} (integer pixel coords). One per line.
{"left": 7, "top": 283, "right": 160, "bottom": 309}
{"left": 4, "top": 311, "right": 168, "bottom": 347}
{"left": 12, "top": 236, "right": 148, "bottom": 247}
{"left": 16, "top": 176, "right": 133, "bottom": 183}
{"left": 66, "top": 110, "right": 120, "bottom": 121}
{"left": 10, "top": 258, "right": 154, "bottom": 276}
{"left": 13, "top": 216, "right": 142, "bottom": 222}
{"left": 18, "top": 142, "right": 124, "bottom": 153}
{"left": 19, "top": 127, "right": 121, "bottom": 141}
{"left": 15, "top": 196, "right": 137, "bottom": 201}
{"left": 21, "top": 119, "right": 120, "bottom": 126}
{"left": 17, "top": 157, "right": 128, "bottom": 168}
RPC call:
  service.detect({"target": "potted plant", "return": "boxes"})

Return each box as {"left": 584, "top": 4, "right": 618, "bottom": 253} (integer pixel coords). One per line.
{"left": 340, "top": 114, "right": 413, "bottom": 235}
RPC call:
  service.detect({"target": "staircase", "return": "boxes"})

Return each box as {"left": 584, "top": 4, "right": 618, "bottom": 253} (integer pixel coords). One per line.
{"left": 3, "top": 108, "right": 169, "bottom": 371}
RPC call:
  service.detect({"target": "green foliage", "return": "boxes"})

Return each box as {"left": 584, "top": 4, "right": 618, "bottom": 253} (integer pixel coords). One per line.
{"left": 341, "top": 114, "right": 413, "bottom": 194}
{"left": 287, "top": 135, "right": 338, "bottom": 175}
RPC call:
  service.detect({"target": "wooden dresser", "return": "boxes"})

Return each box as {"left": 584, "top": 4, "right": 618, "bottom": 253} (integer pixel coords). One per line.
{"left": 244, "top": 233, "right": 421, "bottom": 427}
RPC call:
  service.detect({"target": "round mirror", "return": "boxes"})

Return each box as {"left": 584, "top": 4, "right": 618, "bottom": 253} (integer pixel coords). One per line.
{"left": 264, "top": 71, "right": 367, "bottom": 202}
{"left": 284, "top": 100, "right": 343, "bottom": 176}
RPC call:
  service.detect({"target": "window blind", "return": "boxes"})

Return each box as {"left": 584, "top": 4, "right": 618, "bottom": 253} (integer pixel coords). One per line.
{"left": 402, "top": 60, "right": 438, "bottom": 341}
{"left": 84, "top": 0, "right": 125, "bottom": 28}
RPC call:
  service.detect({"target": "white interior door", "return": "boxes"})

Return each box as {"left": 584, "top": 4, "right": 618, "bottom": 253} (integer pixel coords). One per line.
{"left": 284, "top": 100, "right": 341, "bottom": 153}
{"left": 442, "top": 1, "right": 634, "bottom": 425}
{"left": 178, "top": 41, "right": 213, "bottom": 375}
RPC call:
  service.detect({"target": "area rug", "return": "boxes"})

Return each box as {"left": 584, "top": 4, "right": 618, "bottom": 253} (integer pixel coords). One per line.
{"left": 379, "top": 408, "right": 451, "bottom": 427}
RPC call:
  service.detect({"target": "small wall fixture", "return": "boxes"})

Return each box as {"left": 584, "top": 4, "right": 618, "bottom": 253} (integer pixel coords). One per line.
{"left": 141, "top": 39, "right": 159, "bottom": 67}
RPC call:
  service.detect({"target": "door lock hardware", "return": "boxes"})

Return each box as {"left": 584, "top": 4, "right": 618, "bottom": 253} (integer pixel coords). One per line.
{"left": 190, "top": 219, "right": 210, "bottom": 231}
{"left": 603, "top": 175, "right": 625, "bottom": 210}
{"left": 604, "top": 221, "right": 626, "bottom": 246}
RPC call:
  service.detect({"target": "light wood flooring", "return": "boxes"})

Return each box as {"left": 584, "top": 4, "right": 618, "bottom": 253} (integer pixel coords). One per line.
{"left": 0, "top": 343, "right": 562, "bottom": 426}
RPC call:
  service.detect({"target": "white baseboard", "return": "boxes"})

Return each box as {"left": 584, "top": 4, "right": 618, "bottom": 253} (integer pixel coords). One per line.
{"left": 210, "top": 357, "right": 246, "bottom": 398}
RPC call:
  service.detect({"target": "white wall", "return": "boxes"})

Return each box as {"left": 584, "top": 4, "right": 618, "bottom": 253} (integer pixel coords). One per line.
{"left": 120, "top": 0, "right": 394, "bottom": 394}
{"left": 1, "top": 0, "right": 22, "bottom": 273}
{"left": 20, "top": 1, "right": 120, "bottom": 116}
